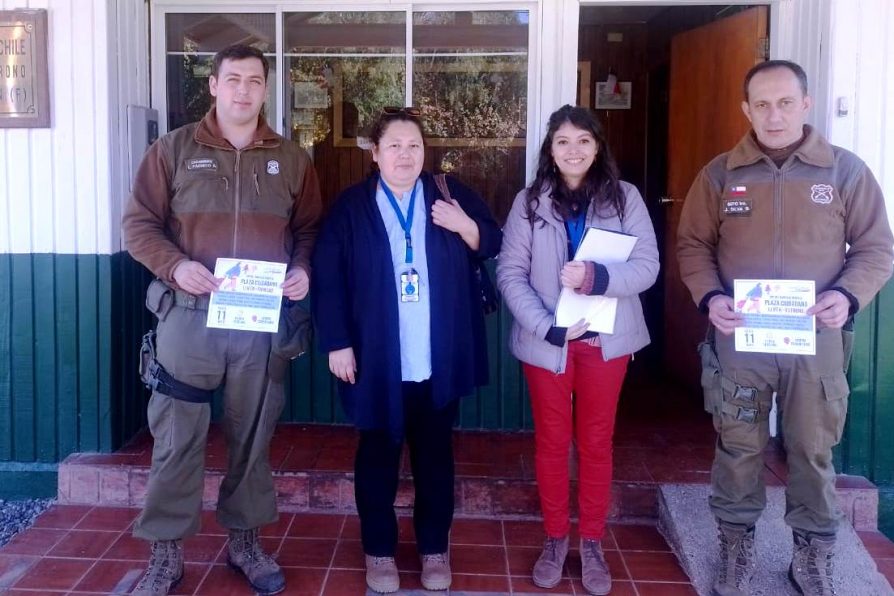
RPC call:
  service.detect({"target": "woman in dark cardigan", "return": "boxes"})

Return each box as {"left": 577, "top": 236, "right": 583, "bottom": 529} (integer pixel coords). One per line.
{"left": 311, "top": 108, "right": 501, "bottom": 594}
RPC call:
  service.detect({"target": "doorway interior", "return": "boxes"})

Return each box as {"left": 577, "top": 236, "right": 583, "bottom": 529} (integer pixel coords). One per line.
{"left": 577, "top": 4, "right": 770, "bottom": 408}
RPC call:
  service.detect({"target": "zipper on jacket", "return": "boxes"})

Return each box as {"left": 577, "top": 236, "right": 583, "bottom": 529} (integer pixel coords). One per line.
{"left": 233, "top": 150, "right": 242, "bottom": 256}
{"left": 252, "top": 165, "right": 260, "bottom": 201}
{"left": 774, "top": 168, "right": 784, "bottom": 277}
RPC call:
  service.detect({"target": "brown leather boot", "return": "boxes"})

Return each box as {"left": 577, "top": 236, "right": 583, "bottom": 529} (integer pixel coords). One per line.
{"left": 580, "top": 538, "right": 611, "bottom": 595}
{"left": 131, "top": 540, "right": 183, "bottom": 595}
{"left": 532, "top": 535, "right": 569, "bottom": 588}
{"left": 788, "top": 531, "right": 837, "bottom": 596}
{"left": 227, "top": 528, "right": 285, "bottom": 595}
{"left": 365, "top": 555, "right": 400, "bottom": 593}
{"left": 712, "top": 520, "right": 756, "bottom": 596}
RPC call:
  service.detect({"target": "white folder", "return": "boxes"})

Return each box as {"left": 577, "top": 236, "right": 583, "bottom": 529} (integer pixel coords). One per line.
{"left": 554, "top": 227, "right": 638, "bottom": 333}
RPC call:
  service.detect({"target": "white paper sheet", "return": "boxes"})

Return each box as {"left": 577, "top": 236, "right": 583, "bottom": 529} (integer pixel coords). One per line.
{"left": 554, "top": 228, "right": 638, "bottom": 332}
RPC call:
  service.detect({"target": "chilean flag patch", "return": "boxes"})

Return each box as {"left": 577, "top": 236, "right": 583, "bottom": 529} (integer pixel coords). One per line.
{"left": 730, "top": 185, "right": 747, "bottom": 196}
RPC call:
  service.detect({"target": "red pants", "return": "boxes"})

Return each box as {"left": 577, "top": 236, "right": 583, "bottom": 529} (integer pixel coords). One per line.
{"left": 523, "top": 342, "right": 629, "bottom": 540}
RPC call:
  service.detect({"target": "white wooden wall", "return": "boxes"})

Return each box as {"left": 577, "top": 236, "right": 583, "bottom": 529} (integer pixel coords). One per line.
{"left": 827, "top": 0, "right": 894, "bottom": 229}
{"left": 0, "top": 0, "right": 148, "bottom": 255}
{"left": 771, "top": 0, "right": 832, "bottom": 132}
{"left": 1, "top": 0, "right": 889, "bottom": 254}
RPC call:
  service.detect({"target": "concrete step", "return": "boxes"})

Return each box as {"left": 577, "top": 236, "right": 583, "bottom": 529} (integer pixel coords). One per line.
{"left": 658, "top": 483, "right": 894, "bottom": 595}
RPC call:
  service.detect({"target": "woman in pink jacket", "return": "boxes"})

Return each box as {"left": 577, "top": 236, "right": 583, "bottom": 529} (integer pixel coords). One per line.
{"left": 497, "top": 105, "right": 659, "bottom": 595}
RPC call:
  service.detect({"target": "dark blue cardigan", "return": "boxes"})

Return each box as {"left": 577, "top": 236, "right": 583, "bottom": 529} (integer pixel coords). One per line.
{"left": 311, "top": 172, "right": 501, "bottom": 439}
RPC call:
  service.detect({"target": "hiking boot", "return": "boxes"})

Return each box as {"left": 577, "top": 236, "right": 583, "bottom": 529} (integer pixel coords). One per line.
{"left": 420, "top": 552, "right": 452, "bottom": 590}
{"left": 131, "top": 539, "right": 183, "bottom": 595}
{"left": 365, "top": 555, "right": 400, "bottom": 593}
{"left": 712, "top": 520, "right": 756, "bottom": 596}
{"left": 580, "top": 538, "right": 611, "bottom": 595}
{"left": 227, "top": 528, "right": 285, "bottom": 595}
{"left": 789, "top": 531, "right": 837, "bottom": 595}
{"left": 532, "top": 535, "right": 569, "bottom": 588}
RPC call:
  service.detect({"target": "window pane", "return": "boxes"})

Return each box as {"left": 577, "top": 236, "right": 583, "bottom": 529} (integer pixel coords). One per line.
{"left": 285, "top": 11, "right": 404, "bottom": 54}
{"left": 284, "top": 12, "right": 406, "bottom": 208}
{"left": 166, "top": 13, "right": 274, "bottom": 52}
{"left": 413, "top": 11, "right": 529, "bottom": 222}
{"left": 165, "top": 13, "right": 276, "bottom": 131}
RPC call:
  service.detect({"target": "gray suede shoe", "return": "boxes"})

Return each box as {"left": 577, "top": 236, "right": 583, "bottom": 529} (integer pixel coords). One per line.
{"left": 532, "top": 535, "right": 569, "bottom": 588}
{"left": 580, "top": 538, "right": 611, "bottom": 595}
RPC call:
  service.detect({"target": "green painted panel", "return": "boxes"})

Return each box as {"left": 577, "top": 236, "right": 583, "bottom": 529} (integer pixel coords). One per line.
{"left": 33, "top": 254, "right": 57, "bottom": 462}
{"left": 76, "top": 255, "right": 100, "bottom": 452}
{"left": 0, "top": 254, "right": 11, "bottom": 460}
{"left": 55, "top": 256, "right": 80, "bottom": 457}
{"left": 0, "top": 253, "right": 127, "bottom": 469}
{"left": 11, "top": 254, "right": 35, "bottom": 461}
{"left": 108, "top": 251, "right": 154, "bottom": 449}
{"left": 869, "top": 284, "right": 894, "bottom": 484}
{"left": 837, "top": 279, "right": 894, "bottom": 485}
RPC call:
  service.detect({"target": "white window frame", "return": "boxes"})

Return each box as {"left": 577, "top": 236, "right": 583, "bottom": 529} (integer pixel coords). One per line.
{"left": 150, "top": 0, "right": 540, "bottom": 178}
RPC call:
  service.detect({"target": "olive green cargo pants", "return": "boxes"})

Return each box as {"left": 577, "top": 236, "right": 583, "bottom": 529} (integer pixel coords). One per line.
{"left": 132, "top": 298, "right": 287, "bottom": 541}
{"left": 700, "top": 327, "right": 853, "bottom": 535}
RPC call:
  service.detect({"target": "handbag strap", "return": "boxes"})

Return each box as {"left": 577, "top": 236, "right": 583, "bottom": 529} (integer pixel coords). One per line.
{"left": 434, "top": 173, "right": 452, "bottom": 202}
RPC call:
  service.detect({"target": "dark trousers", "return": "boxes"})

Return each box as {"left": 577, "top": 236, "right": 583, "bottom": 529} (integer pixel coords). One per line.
{"left": 354, "top": 381, "right": 459, "bottom": 557}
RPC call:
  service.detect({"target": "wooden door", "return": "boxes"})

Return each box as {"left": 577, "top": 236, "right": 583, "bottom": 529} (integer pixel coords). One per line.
{"left": 663, "top": 7, "right": 768, "bottom": 393}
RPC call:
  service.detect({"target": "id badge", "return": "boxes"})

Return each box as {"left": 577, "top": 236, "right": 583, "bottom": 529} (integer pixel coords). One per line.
{"left": 400, "top": 269, "right": 420, "bottom": 302}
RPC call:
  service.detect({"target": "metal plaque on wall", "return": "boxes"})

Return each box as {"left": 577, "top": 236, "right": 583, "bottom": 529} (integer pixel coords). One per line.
{"left": 0, "top": 9, "right": 50, "bottom": 128}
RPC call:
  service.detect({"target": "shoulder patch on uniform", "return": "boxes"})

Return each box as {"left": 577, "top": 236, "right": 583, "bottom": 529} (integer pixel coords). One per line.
{"left": 186, "top": 158, "right": 218, "bottom": 171}
{"left": 266, "top": 159, "right": 280, "bottom": 175}
{"left": 810, "top": 184, "right": 834, "bottom": 204}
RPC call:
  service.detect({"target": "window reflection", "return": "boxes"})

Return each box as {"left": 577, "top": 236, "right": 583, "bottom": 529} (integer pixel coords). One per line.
{"left": 413, "top": 11, "right": 529, "bottom": 223}
{"left": 284, "top": 12, "right": 407, "bottom": 208}
{"left": 165, "top": 13, "right": 276, "bottom": 131}
{"left": 162, "top": 9, "right": 529, "bottom": 220}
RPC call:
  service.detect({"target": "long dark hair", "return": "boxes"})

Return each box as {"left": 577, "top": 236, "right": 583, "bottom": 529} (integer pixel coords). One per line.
{"left": 526, "top": 105, "right": 625, "bottom": 225}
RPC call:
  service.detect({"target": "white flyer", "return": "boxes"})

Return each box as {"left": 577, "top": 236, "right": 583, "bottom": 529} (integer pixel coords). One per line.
{"left": 206, "top": 258, "right": 287, "bottom": 333}
{"left": 733, "top": 279, "right": 815, "bottom": 355}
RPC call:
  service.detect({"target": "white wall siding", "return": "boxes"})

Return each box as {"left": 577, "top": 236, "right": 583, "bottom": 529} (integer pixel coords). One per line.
{"left": 771, "top": 0, "right": 832, "bottom": 131}
{"left": 109, "top": 0, "right": 150, "bottom": 251}
{"left": 0, "top": 0, "right": 128, "bottom": 255}
{"left": 828, "top": 0, "right": 894, "bottom": 229}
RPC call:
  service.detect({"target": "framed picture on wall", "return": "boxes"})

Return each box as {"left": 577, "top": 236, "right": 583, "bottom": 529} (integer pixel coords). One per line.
{"left": 594, "top": 81, "right": 632, "bottom": 110}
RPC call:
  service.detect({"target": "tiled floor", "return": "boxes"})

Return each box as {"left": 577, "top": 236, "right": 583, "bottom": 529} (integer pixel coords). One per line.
{"left": 0, "top": 507, "right": 697, "bottom": 595}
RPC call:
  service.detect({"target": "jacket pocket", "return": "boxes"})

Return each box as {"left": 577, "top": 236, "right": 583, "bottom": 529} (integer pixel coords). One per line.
{"left": 145, "top": 279, "right": 174, "bottom": 322}
{"left": 820, "top": 372, "right": 849, "bottom": 402}
{"left": 698, "top": 340, "right": 723, "bottom": 415}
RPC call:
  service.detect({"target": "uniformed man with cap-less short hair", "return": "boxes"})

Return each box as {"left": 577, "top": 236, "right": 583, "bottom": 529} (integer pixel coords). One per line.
{"left": 678, "top": 59, "right": 893, "bottom": 596}
{"left": 123, "top": 43, "right": 321, "bottom": 596}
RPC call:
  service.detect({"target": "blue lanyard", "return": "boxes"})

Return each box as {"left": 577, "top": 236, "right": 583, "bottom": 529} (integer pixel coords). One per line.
{"left": 565, "top": 210, "right": 587, "bottom": 256}
{"left": 380, "top": 177, "right": 419, "bottom": 264}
